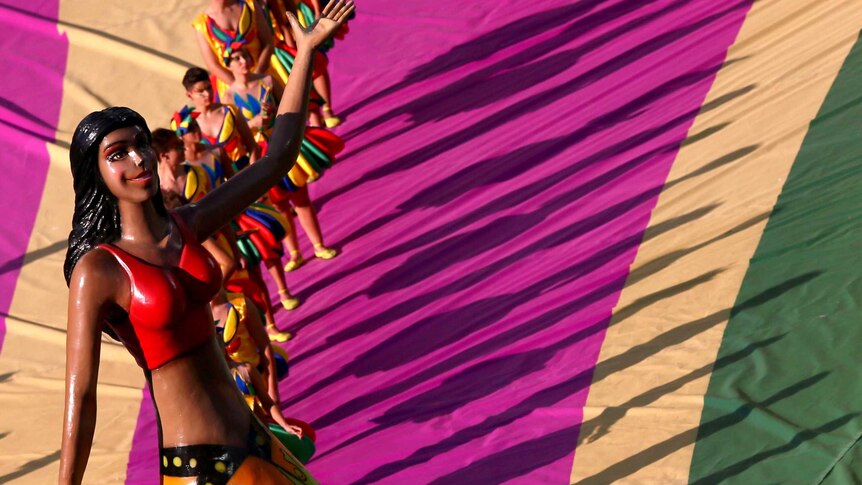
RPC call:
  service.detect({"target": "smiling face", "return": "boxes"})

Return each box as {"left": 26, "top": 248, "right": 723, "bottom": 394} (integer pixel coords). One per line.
{"left": 98, "top": 125, "right": 159, "bottom": 203}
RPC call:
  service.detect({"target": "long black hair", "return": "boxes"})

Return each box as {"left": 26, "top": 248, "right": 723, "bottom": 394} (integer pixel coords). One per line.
{"left": 64, "top": 107, "right": 167, "bottom": 285}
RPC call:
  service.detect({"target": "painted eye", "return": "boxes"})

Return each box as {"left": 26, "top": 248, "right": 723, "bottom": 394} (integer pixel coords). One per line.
{"left": 107, "top": 150, "right": 127, "bottom": 162}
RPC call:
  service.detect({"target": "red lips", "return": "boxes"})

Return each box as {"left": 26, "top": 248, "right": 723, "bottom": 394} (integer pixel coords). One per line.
{"left": 127, "top": 170, "right": 153, "bottom": 183}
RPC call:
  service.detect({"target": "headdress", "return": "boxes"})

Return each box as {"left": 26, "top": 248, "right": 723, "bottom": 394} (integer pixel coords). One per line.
{"left": 170, "top": 106, "right": 200, "bottom": 136}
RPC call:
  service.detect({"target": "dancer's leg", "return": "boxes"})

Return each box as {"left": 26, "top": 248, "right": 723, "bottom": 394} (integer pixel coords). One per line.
{"left": 264, "top": 258, "right": 300, "bottom": 311}
{"left": 246, "top": 263, "right": 278, "bottom": 326}
{"left": 316, "top": 70, "right": 341, "bottom": 128}
{"left": 274, "top": 198, "right": 306, "bottom": 272}
{"left": 293, "top": 186, "right": 338, "bottom": 259}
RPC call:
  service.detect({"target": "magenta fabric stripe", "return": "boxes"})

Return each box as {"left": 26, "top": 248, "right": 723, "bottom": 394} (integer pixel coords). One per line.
{"left": 124, "top": 387, "right": 157, "bottom": 484}
{"left": 128, "top": 0, "right": 751, "bottom": 482}
{"left": 0, "top": 1, "right": 68, "bottom": 353}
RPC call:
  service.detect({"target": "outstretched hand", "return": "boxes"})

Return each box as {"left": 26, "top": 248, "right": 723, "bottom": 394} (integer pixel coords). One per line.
{"left": 286, "top": 0, "right": 355, "bottom": 52}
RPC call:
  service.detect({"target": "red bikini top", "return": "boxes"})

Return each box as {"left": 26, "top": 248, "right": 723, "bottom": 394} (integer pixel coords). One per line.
{"left": 99, "top": 213, "right": 223, "bottom": 370}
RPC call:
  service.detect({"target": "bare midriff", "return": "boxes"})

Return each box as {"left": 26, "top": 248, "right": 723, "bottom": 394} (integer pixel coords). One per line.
{"left": 150, "top": 337, "right": 251, "bottom": 448}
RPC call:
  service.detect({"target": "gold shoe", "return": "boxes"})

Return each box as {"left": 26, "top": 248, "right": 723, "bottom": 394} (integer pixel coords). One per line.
{"left": 323, "top": 106, "right": 341, "bottom": 128}
{"left": 284, "top": 251, "right": 306, "bottom": 272}
{"left": 314, "top": 244, "right": 338, "bottom": 260}
{"left": 266, "top": 324, "right": 292, "bottom": 343}
{"left": 278, "top": 289, "right": 301, "bottom": 311}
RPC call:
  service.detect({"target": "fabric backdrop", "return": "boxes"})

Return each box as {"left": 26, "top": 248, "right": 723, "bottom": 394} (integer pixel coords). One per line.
{"left": 2, "top": 0, "right": 862, "bottom": 483}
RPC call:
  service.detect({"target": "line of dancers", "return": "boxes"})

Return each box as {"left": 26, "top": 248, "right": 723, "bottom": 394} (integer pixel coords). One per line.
{"left": 59, "top": 2, "right": 355, "bottom": 483}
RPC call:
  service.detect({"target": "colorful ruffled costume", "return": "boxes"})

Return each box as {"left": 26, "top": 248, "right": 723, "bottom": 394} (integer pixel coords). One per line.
{"left": 175, "top": 104, "right": 289, "bottom": 265}
{"left": 263, "top": 0, "right": 330, "bottom": 90}
{"left": 200, "top": 104, "right": 251, "bottom": 171}
{"left": 294, "top": 0, "right": 352, "bottom": 53}
{"left": 192, "top": 0, "right": 325, "bottom": 105}
{"left": 193, "top": 0, "right": 265, "bottom": 100}
{"left": 231, "top": 369, "right": 317, "bottom": 464}
{"left": 227, "top": 79, "right": 345, "bottom": 195}
{"left": 170, "top": 106, "right": 228, "bottom": 188}
{"left": 220, "top": 292, "right": 290, "bottom": 376}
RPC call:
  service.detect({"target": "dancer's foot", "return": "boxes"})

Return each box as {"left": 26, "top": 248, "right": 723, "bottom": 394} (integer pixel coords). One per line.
{"left": 322, "top": 106, "right": 341, "bottom": 128}
{"left": 314, "top": 243, "right": 338, "bottom": 260}
{"left": 284, "top": 250, "right": 306, "bottom": 272}
{"left": 279, "top": 288, "right": 301, "bottom": 311}
{"left": 267, "top": 324, "right": 292, "bottom": 343}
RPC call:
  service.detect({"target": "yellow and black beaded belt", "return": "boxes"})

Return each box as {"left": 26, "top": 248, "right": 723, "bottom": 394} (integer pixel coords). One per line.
{"left": 160, "top": 418, "right": 275, "bottom": 484}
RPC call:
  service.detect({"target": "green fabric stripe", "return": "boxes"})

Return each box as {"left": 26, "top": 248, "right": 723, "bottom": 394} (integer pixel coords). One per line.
{"left": 274, "top": 47, "right": 296, "bottom": 71}
{"left": 300, "top": 138, "right": 327, "bottom": 173}
{"left": 689, "top": 34, "right": 862, "bottom": 484}
{"left": 301, "top": 137, "right": 332, "bottom": 168}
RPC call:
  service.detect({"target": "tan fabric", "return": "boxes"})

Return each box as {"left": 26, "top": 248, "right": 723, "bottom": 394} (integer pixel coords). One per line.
{"left": 570, "top": 1, "right": 862, "bottom": 483}
{"left": 0, "top": 1, "right": 207, "bottom": 483}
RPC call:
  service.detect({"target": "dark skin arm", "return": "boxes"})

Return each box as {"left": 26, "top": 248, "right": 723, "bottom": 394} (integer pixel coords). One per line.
{"left": 59, "top": 250, "right": 125, "bottom": 485}
{"left": 179, "top": 1, "right": 355, "bottom": 241}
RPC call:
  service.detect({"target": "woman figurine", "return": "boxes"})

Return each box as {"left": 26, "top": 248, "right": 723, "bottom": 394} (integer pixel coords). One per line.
{"left": 193, "top": 0, "right": 275, "bottom": 101}
{"left": 182, "top": 68, "right": 302, "bottom": 316}
{"left": 171, "top": 106, "right": 236, "bottom": 188}
{"left": 154, "top": 127, "right": 241, "bottom": 283}
{"left": 58, "top": 4, "right": 353, "bottom": 483}
{"left": 211, "top": 289, "right": 287, "bottom": 403}
{"left": 265, "top": 0, "right": 342, "bottom": 127}
{"left": 224, "top": 46, "right": 342, "bottom": 272}
{"left": 194, "top": 0, "right": 339, "bottom": 127}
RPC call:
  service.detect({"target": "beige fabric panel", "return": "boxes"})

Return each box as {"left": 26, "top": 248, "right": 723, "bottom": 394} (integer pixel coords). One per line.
{"left": 0, "top": 1, "right": 208, "bottom": 483}
{"left": 571, "top": 1, "right": 862, "bottom": 483}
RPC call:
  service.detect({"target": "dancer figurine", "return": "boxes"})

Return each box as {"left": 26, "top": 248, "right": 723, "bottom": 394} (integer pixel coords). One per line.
{"left": 58, "top": 3, "right": 354, "bottom": 483}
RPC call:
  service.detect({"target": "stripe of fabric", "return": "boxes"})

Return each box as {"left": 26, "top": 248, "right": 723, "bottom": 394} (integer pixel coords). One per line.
{"left": 0, "top": 1, "right": 205, "bottom": 482}
{"left": 688, "top": 22, "right": 862, "bottom": 485}
{"left": 571, "top": 1, "right": 862, "bottom": 483}
{"left": 0, "top": 1, "right": 69, "bottom": 482}
{"left": 270, "top": 0, "right": 751, "bottom": 483}
{"left": 0, "top": 2, "right": 66, "bottom": 353}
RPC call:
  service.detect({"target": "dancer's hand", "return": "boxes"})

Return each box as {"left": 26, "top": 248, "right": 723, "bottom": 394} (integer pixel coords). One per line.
{"left": 286, "top": 0, "right": 354, "bottom": 52}
{"left": 287, "top": 424, "right": 304, "bottom": 438}
{"left": 261, "top": 102, "right": 275, "bottom": 127}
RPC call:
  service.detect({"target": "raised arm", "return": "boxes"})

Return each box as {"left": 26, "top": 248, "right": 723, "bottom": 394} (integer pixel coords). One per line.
{"left": 245, "top": 363, "right": 296, "bottom": 435}
{"left": 270, "top": 74, "right": 285, "bottom": 103}
{"left": 59, "top": 250, "right": 120, "bottom": 485}
{"left": 183, "top": 0, "right": 354, "bottom": 241}
{"left": 267, "top": 0, "right": 297, "bottom": 48}
{"left": 195, "top": 30, "right": 235, "bottom": 85}
{"left": 253, "top": 0, "right": 275, "bottom": 74}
